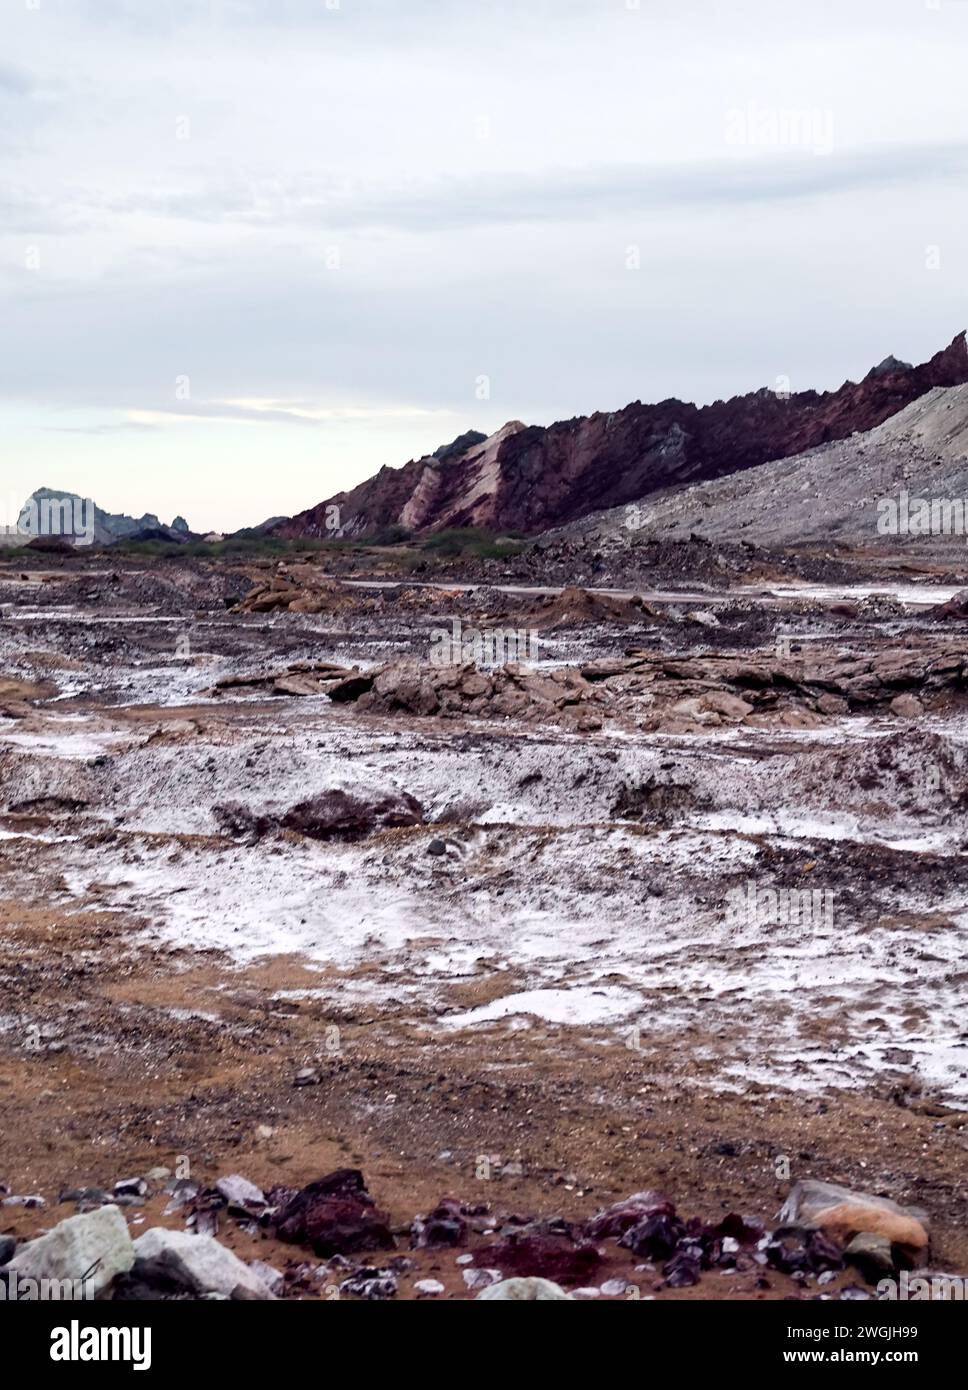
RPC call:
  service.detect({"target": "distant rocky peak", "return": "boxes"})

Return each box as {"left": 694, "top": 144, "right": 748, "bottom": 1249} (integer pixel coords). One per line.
{"left": 15, "top": 488, "right": 194, "bottom": 547}
{"left": 432, "top": 430, "right": 487, "bottom": 464}
{"left": 868, "top": 354, "right": 914, "bottom": 379}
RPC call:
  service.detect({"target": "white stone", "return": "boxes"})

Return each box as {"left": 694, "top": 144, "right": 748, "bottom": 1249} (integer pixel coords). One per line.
{"left": 133, "top": 1227, "right": 274, "bottom": 1299}
{"left": 9, "top": 1204, "right": 134, "bottom": 1297}
{"left": 477, "top": 1276, "right": 573, "bottom": 1301}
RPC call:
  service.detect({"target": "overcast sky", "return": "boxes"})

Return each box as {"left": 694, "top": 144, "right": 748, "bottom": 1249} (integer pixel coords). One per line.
{"left": 3, "top": 0, "right": 968, "bottom": 531}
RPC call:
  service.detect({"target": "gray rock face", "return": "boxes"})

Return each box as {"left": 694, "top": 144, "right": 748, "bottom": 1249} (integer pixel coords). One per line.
{"left": 9, "top": 1204, "right": 135, "bottom": 1297}
{"left": 846, "top": 1232, "right": 895, "bottom": 1279}
{"left": 476, "top": 1276, "right": 573, "bottom": 1301}
{"left": 132, "top": 1227, "right": 275, "bottom": 1300}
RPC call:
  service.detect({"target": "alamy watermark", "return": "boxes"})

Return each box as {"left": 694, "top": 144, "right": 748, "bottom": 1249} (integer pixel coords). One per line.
{"left": 725, "top": 881, "right": 835, "bottom": 936}
{"left": 430, "top": 618, "right": 540, "bottom": 669}
{"left": 725, "top": 102, "right": 834, "bottom": 156}
{"left": 1, "top": 1270, "right": 94, "bottom": 1301}
{"left": 878, "top": 1271, "right": 967, "bottom": 1301}
{"left": 2, "top": 493, "right": 95, "bottom": 546}
{"left": 877, "top": 490, "right": 968, "bottom": 540}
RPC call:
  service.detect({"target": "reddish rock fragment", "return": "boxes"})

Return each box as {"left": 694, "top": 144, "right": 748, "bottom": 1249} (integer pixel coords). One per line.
{"left": 273, "top": 1170, "right": 395, "bottom": 1258}
{"left": 473, "top": 1234, "right": 602, "bottom": 1287}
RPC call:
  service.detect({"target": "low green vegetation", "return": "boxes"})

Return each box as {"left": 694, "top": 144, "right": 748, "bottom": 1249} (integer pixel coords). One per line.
{"left": 2, "top": 526, "right": 530, "bottom": 565}
{"left": 418, "top": 528, "right": 527, "bottom": 559}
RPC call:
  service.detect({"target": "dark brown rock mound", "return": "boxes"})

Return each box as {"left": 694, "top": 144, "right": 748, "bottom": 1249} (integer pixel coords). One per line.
{"left": 528, "top": 586, "right": 659, "bottom": 630}
{"left": 356, "top": 660, "right": 605, "bottom": 730}
{"left": 283, "top": 789, "right": 424, "bottom": 840}
{"left": 214, "top": 788, "right": 424, "bottom": 842}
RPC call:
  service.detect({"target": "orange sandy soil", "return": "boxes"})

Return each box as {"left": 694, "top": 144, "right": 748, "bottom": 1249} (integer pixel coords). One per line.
{"left": 1, "top": 900, "right": 966, "bottom": 1301}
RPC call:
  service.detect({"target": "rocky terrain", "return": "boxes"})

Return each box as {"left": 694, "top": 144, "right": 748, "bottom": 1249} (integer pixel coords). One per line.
{"left": 1, "top": 546, "right": 967, "bottom": 1301}
{"left": 272, "top": 333, "right": 968, "bottom": 540}
{"left": 569, "top": 382, "right": 968, "bottom": 556}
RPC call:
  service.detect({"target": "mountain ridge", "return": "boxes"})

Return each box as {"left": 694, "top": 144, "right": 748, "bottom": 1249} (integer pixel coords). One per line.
{"left": 270, "top": 332, "right": 968, "bottom": 541}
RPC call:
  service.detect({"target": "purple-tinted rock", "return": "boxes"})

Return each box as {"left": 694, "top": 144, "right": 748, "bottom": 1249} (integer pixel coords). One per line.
{"left": 273, "top": 1170, "right": 395, "bottom": 1258}
{"left": 474, "top": 1233, "right": 602, "bottom": 1287}
{"left": 585, "top": 1190, "right": 675, "bottom": 1241}
{"left": 664, "top": 1241, "right": 703, "bottom": 1288}
{"left": 619, "top": 1211, "right": 686, "bottom": 1261}
{"left": 411, "top": 1198, "right": 468, "bottom": 1249}
{"left": 766, "top": 1226, "right": 845, "bottom": 1277}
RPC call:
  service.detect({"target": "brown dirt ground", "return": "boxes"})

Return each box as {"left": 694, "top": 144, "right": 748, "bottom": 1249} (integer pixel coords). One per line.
{"left": 1, "top": 900, "right": 965, "bottom": 1300}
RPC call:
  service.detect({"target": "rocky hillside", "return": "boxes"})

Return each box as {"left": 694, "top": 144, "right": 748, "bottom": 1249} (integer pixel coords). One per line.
{"left": 568, "top": 380, "right": 968, "bottom": 552}
{"left": 272, "top": 333, "right": 968, "bottom": 541}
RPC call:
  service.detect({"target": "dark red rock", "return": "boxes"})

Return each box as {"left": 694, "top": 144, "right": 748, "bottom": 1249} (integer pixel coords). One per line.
{"left": 273, "top": 1170, "right": 395, "bottom": 1258}
{"left": 474, "top": 1234, "right": 603, "bottom": 1287}
{"left": 928, "top": 591, "right": 968, "bottom": 621}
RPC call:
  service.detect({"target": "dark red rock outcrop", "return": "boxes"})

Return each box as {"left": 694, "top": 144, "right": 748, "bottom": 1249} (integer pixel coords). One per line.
{"left": 272, "top": 1170, "right": 395, "bottom": 1257}
{"left": 272, "top": 332, "right": 968, "bottom": 540}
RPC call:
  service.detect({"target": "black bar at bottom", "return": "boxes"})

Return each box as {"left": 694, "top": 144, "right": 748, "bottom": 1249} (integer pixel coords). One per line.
{"left": 1, "top": 1296, "right": 954, "bottom": 1375}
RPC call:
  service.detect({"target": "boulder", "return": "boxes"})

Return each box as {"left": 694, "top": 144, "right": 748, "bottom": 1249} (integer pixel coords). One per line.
{"left": 9, "top": 1204, "right": 134, "bottom": 1297}
{"left": 585, "top": 1190, "right": 675, "bottom": 1241}
{"left": 765, "top": 1225, "right": 844, "bottom": 1276}
{"left": 890, "top": 693, "right": 924, "bottom": 718}
{"left": 778, "top": 1181, "right": 929, "bottom": 1267}
{"left": 701, "top": 691, "right": 753, "bottom": 718}
{"left": 273, "top": 1169, "right": 395, "bottom": 1258}
{"left": 132, "top": 1227, "right": 275, "bottom": 1299}
{"left": 215, "top": 1174, "right": 267, "bottom": 1214}
{"left": 620, "top": 1211, "right": 687, "bottom": 1261}
{"left": 339, "top": 1267, "right": 398, "bottom": 1299}
{"left": 846, "top": 1232, "right": 896, "bottom": 1281}
{"left": 411, "top": 1198, "right": 467, "bottom": 1248}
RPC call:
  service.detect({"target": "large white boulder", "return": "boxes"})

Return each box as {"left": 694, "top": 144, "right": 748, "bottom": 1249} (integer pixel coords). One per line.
{"left": 9, "top": 1204, "right": 134, "bottom": 1298}
{"left": 133, "top": 1227, "right": 275, "bottom": 1300}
